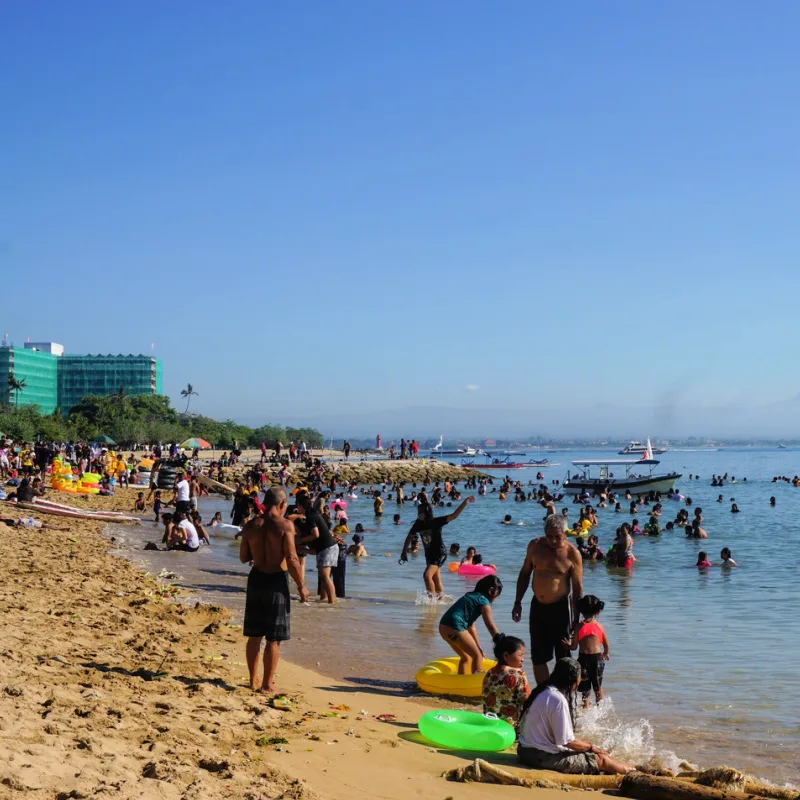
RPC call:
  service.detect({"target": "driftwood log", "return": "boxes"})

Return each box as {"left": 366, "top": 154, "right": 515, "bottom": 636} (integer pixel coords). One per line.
{"left": 442, "top": 758, "right": 622, "bottom": 789}
{"left": 443, "top": 762, "right": 799, "bottom": 800}
{"left": 620, "top": 773, "right": 799, "bottom": 800}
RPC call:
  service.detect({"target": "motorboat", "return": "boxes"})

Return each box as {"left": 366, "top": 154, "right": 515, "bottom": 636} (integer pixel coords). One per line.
{"left": 563, "top": 455, "right": 681, "bottom": 496}
{"left": 565, "top": 439, "right": 679, "bottom": 495}
{"left": 431, "top": 436, "right": 479, "bottom": 457}
{"left": 619, "top": 437, "right": 668, "bottom": 455}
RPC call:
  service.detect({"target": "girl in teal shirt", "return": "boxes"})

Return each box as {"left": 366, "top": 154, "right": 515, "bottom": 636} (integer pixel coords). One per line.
{"left": 439, "top": 575, "right": 503, "bottom": 675}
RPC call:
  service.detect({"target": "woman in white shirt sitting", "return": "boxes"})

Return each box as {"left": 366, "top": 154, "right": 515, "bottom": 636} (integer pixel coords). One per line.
{"left": 517, "top": 658, "right": 632, "bottom": 775}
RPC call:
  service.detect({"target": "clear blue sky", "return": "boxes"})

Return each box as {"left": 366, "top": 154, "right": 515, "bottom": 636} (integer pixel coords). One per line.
{"left": 3, "top": 2, "right": 800, "bottom": 435}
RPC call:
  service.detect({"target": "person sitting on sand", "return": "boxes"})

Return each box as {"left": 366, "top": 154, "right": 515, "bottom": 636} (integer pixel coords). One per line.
{"left": 347, "top": 533, "right": 368, "bottom": 557}
{"left": 168, "top": 510, "right": 201, "bottom": 552}
{"left": 133, "top": 492, "right": 146, "bottom": 512}
{"left": 439, "top": 575, "right": 503, "bottom": 675}
{"left": 517, "top": 658, "right": 633, "bottom": 775}
{"left": 190, "top": 510, "right": 211, "bottom": 545}
{"left": 482, "top": 635, "right": 531, "bottom": 728}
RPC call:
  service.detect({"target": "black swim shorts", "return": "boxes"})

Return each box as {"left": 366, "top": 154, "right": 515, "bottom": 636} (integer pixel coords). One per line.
{"left": 578, "top": 652, "right": 605, "bottom": 694}
{"left": 529, "top": 596, "right": 572, "bottom": 665}
{"left": 243, "top": 569, "right": 291, "bottom": 642}
{"left": 424, "top": 546, "right": 447, "bottom": 568}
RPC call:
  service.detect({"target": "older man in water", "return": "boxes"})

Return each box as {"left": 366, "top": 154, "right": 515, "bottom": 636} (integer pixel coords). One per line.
{"left": 512, "top": 514, "right": 583, "bottom": 685}
{"left": 239, "top": 487, "right": 309, "bottom": 693}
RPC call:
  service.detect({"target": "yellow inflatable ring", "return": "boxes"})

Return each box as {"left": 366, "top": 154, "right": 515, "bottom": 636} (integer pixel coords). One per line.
{"left": 415, "top": 656, "right": 497, "bottom": 698}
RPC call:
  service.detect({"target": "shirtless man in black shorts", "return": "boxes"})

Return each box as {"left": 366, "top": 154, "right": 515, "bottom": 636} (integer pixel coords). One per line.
{"left": 400, "top": 497, "right": 474, "bottom": 597}
{"left": 239, "top": 487, "right": 309, "bottom": 692}
{"left": 512, "top": 514, "right": 583, "bottom": 685}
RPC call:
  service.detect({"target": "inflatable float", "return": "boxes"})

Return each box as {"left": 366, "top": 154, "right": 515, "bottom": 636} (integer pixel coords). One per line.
{"left": 415, "top": 656, "right": 497, "bottom": 698}
{"left": 457, "top": 563, "right": 496, "bottom": 577}
{"left": 418, "top": 709, "right": 515, "bottom": 752}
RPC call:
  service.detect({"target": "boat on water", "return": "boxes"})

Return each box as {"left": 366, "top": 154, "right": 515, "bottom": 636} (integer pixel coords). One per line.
{"left": 778, "top": 444, "right": 788, "bottom": 449}
{"left": 431, "top": 436, "right": 479, "bottom": 457}
{"left": 462, "top": 456, "right": 526, "bottom": 470}
{"left": 619, "top": 438, "right": 668, "bottom": 455}
{"left": 563, "top": 454, "right": 681, "bottom": 496}
{"left": 564, "top": 440, "right": 680, "bottom": 495}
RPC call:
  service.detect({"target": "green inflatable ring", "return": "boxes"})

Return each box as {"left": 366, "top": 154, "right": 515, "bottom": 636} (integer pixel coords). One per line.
{"left": 418, "top": 709, "right": 516, "bottom": 752}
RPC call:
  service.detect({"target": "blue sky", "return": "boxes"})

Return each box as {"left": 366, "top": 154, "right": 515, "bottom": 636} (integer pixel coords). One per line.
{"left": 2, "top": 2, "right": 800, "bottom": 436}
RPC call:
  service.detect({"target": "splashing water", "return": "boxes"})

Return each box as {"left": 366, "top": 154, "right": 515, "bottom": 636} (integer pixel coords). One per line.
{"left": 415, "top": 590, "right": 455, "bottom": 606}
{"left": 577, "top": 695, "right": 683, "bottom": 773}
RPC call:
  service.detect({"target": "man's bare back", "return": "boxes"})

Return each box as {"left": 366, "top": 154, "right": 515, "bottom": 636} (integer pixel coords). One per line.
{"left": 240, "top": 515, "right": 294, "bottom": 573}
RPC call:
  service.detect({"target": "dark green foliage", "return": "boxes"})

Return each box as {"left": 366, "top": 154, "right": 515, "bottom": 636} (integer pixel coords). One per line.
{"left": 0, "top": 394, "right": 323, "bottom": 448}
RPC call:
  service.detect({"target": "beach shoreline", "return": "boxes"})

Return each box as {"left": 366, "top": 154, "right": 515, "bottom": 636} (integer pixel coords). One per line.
{"left": 2, "top": 485, "right": 797, "bottom": 798}
{"left": 0, "top": 489, "right": 605, "bottom": 800}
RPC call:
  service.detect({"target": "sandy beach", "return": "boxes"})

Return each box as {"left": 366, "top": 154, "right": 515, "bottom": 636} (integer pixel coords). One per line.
{"left": 0, "top": 488, "right": 603, "bottom": 800}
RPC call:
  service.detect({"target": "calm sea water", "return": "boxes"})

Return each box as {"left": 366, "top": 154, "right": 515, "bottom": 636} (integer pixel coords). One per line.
{"left": 111, "top": 449, "right": 800, "bottom": 786}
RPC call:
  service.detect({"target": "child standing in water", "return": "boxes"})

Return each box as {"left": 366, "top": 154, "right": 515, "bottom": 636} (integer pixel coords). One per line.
{"left": 439, "top": 575, "right": 503, "bottom": 674}
{"left": 566, "top": 594, "right": 610, "bottom": 709}
{"left": 720, "top": 547, "right": 737, "bottom": 566}
{"left": 696, "top": 551, "right": 712, "bottom": 568}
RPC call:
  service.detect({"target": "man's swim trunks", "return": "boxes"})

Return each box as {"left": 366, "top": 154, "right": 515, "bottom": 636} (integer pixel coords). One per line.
{"left": 529, "top": 595, "right": 572, "bottom": 665}
{"left": 243, "top": 569, "right": 291, "bottom": 641}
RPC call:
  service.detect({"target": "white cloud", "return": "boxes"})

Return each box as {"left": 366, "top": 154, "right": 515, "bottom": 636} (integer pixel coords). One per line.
{"left": 466, "top": 384, "right": 480, "bottom": 392}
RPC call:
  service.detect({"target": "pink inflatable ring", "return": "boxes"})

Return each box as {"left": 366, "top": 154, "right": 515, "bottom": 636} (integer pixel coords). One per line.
{"left": 457, "top": 563, "right": 496, "bottom": 577}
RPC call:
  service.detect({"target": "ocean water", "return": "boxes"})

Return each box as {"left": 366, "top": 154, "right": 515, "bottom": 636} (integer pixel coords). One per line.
{"left": 110, "top": 449, "right": 800, "bottom": 785}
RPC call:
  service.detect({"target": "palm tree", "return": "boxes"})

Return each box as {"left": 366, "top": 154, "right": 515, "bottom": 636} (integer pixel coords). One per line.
{"left": 111, "top": 383, "right": 129, "bottom": 416}
{"left": 181, "top": 383, "right": 199, "bottom": 413}
{"left": 7, "top": 373, "right": 26, "bottom": 409}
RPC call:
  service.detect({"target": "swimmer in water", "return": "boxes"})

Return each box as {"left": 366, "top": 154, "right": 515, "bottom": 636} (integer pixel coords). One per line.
{"left": 502, "top": 515, "right": 513, "bottom": 525}
{"left": 393, "top": 513, "right": 401, "bottom": 525}
{"left": 731, "top": 503, "right": 740, "bottom": 513}
{"left": 209, "top": 511, "right": 223, "bottom": 527}
{"left": 720, "top": 547, "right": 736, "bottom": 566}
{"left": 461, "top": 546, "right": 478, "bottom": 565}
{"left": 439, "top": 575, "right": 503, "bottom": 675}
{"left": 449, "top": 542, "right": 461, "bottom": 556}
{"left": 347, "top": 533, "right": 368, "bottom": 557}
{"left": 696, "top": 551, "right": 712, "bottom": 569}
{"left": 770, "top": 496, "right": 776, "bottom": 506}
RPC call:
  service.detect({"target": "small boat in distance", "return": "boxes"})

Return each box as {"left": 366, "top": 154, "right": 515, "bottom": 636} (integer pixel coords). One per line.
{"left": 778, "top": 444, "right": 788, "bottom": 449}
{"left": 431, "top": 436, "right": 479, "bottom": 457}
{"left": 619, "top": 437, "right": 668, "bottom": 455}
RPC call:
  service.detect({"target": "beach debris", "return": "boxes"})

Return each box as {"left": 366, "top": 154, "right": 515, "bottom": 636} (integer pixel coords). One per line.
{"left": 676, "top": 768, "right": 799, "bottom": 800}
{"left": 202, "top": 622, "right": 221, "bottom": 634}
{"left": 443, "top": 759, "right": 621, "bottom": 789}
{"left": 329, "top": 704, "right": 350, "bottom": 711}
{"left": 256, "top": 736, "right": 289, "bottom": 747}
{"left": 375, "top": 714, "right": 396, "bottom": 722}
{"left": 3, "top": 685, "right": 24, "bottom": 697}
{"left": 269, "top": 695, "right": 293, "bottom": 711}
{"left": 157, "top": 568, "right": 181, "bottom": 581}
{"left": 320, "top": 711, "right": 339, "bottom": 717}
{"left": 198, "top": 758, "right": 231, "bottom": 774}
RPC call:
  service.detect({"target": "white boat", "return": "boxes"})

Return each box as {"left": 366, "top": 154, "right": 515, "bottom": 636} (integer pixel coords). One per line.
{"left": 431, "top": 436, "right": 479, "bottom": 457}
{"left": 563, "top": 442, "right": 681, "bottom": 496}
{"left": 619, "top": 437, "right": 668, "bottom": 455}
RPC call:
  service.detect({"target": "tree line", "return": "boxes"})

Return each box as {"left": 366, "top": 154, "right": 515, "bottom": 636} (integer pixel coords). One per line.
{"left": 0, "top": 391, "right": 324, "bottom": 450}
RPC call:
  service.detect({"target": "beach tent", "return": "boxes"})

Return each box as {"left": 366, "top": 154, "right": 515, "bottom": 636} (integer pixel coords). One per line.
{"left": 91, "top": 434, "right": 117, "bottom": 445}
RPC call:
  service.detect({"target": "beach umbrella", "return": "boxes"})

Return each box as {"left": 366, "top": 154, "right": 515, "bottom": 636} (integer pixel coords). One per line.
{"left": 91, "top": 434, "right": 117, "bottom": 445}
{"left": 179, "top": 437, "right": 211, "bottom": 450}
